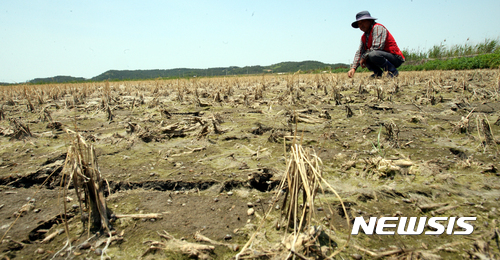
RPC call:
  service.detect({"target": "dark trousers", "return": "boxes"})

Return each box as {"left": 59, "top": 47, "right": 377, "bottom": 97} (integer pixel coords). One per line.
{"left": 365, "top": 50, "right": 404, "bottom": 75}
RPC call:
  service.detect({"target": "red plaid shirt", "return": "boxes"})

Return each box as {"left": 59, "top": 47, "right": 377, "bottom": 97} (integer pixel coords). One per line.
{"left": 351, "top": 24, "right": 393, "bottom": 69}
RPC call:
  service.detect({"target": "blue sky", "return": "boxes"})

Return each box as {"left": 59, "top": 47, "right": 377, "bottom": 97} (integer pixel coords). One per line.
{"left": 1, "top": 0, "right": 499, "bottom": 83}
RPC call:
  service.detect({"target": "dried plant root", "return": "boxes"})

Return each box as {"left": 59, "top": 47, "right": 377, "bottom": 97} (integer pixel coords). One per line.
{"left": 194, "top": 231, "right": 239, "bottom": 251}
{"left": 142, "top": 230, "right": 215, "bottom": 260}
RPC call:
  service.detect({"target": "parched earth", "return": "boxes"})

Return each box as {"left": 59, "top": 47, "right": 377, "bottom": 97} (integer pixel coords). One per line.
{"left": 0, "top": 70, "right": 499, "bottom": 259}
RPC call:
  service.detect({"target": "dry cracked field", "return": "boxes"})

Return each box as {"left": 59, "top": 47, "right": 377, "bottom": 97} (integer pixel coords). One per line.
{"left": 0, "top": 69, "right": 500, "bottom": 259}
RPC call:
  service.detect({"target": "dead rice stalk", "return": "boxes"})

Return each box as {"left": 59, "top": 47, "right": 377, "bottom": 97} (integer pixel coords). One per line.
{"left": 384, "top": 121, "right": 400, "bottom": 147}
{"left": 476, "top": 115, "right": 496, "bottom": 152}
{"left": 27, "top": 96, "right": 36, "bottom": 112}
{"left": 54, "top": 129, "right": 113, "bottom": 259}
{"left": 0, "top": 104, "right": 5, "bottom": 120}
{"left": 333, "top": 86, "right": 342, "bottom": 105}
{"left": 376, "top": 85, "right": 384, "bottom": 101}
{"left": 8, "top": 118, "right": 32, "bottom": 140}
{"left": 131, "top": 97, "right": 136, "bottom": 110}
{"left": 497, "top": 66, "right": 500, "bottom": 93}
{"left": 61, "top": 129, "right": 110, "bottom": 232}
{"left": 106, "top": 104, "right": 114, "bottom": 121}
{"left": 40, "top": 105, "right": 53, "bottom": 123}
{"left": 235, "top": 138, "right": 350, "bottom": 259}
{"left": 36, "top": 91, "right": 45, "bottom": 105}
{"left": 482, "top": 117, "right": 495, "bottom": 146}
{"left": 104, "top": 80, "right": 111, "bottom": 101}
{"left": 452, "top": 107, "right": 475, "bottom": 134}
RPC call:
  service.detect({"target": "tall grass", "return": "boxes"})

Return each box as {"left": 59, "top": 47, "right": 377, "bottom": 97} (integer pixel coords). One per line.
{"left": 403, "top": 38, "right": 500, "bottom": 63}
{"left": 396, "top": 38, "right": 500, "bottom": 71}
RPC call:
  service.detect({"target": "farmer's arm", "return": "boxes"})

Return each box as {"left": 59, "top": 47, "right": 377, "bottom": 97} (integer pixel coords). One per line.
{"left": 348, "top": 41, "right": 365, "bottom": 77}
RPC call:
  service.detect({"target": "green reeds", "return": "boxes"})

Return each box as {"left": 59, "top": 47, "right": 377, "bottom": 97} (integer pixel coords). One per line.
{"left": 404, "top": 38, "right": 499, "bottom": 64}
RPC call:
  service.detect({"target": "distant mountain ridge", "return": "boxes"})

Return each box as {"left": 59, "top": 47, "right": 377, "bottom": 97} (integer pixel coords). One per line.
{"left": 29, "top": 75, "right": 87, "bottom": 84}
{"left": 23, "top": 61, "right": 347, "bottom": 84}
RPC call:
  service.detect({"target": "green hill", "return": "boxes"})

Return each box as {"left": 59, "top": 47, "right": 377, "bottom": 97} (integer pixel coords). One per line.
{"left": 90, "top": 61, "right": 347, "bottom": 81}
{"left": 23, "top": 61, "right": 348, "bottom": 84}
{"left": 30, "top": 75, "right": 87, "bottom": 84}
{"left": 25, "top": 61, "right": 347, "bottom": 84}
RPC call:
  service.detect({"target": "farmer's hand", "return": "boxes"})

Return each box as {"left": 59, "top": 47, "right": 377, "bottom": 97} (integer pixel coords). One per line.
{"left": 348, "top": 68, "right": 356, "bottom": 78}
{"left": 360, "top": 58, "right": 366, "bottom": 68}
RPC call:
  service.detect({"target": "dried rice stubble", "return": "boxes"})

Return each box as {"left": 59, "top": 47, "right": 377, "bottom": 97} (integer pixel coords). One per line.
{"left": 61, "top": 129, "right": 111, "bottom": 233}
{"left": 235, "top": 138, "right": 350, "bottom": 260}
{"left": 45, "top": 129, "right": 114, "bottom": 258}
{"left": 8, "top": 118, "right": 32, "bottom": 140}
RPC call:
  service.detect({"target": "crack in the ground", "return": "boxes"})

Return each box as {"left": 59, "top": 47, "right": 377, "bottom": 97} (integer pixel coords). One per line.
{"left": 28, "top": 213, "right": 75, "bottom": 242}
{"left": 0, "top": 163, "right": 280, "bottom": 194}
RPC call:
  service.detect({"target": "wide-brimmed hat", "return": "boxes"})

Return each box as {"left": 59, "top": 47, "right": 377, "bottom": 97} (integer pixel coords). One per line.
{"left": 351, "top": 11, "right": 377, "bottom": 28}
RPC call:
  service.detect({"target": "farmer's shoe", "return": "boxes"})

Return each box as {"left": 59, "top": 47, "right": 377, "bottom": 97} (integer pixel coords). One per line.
{"left": 367, "top": 66, "right": 383, "bottom": 79}
{"left": 387, "top": 70, "right": 399, "bottom": 77}
{"left": 383, "top": 60, "right": 399, "bottom": 77}
{"left": 369, "top": 71, "right": 383, "bottom": 78}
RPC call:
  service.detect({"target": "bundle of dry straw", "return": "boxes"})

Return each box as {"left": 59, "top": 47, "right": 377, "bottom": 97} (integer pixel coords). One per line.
{"left": 61, "top": 129, "right": 110, "bottom": 233}
{"left": 236, "top": 139, "right": 350, "bottom": 259}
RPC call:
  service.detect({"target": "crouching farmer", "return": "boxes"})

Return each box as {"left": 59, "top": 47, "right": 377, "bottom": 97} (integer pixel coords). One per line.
{"left": 347, "top": 11, "right": 405, "bottom": 78}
